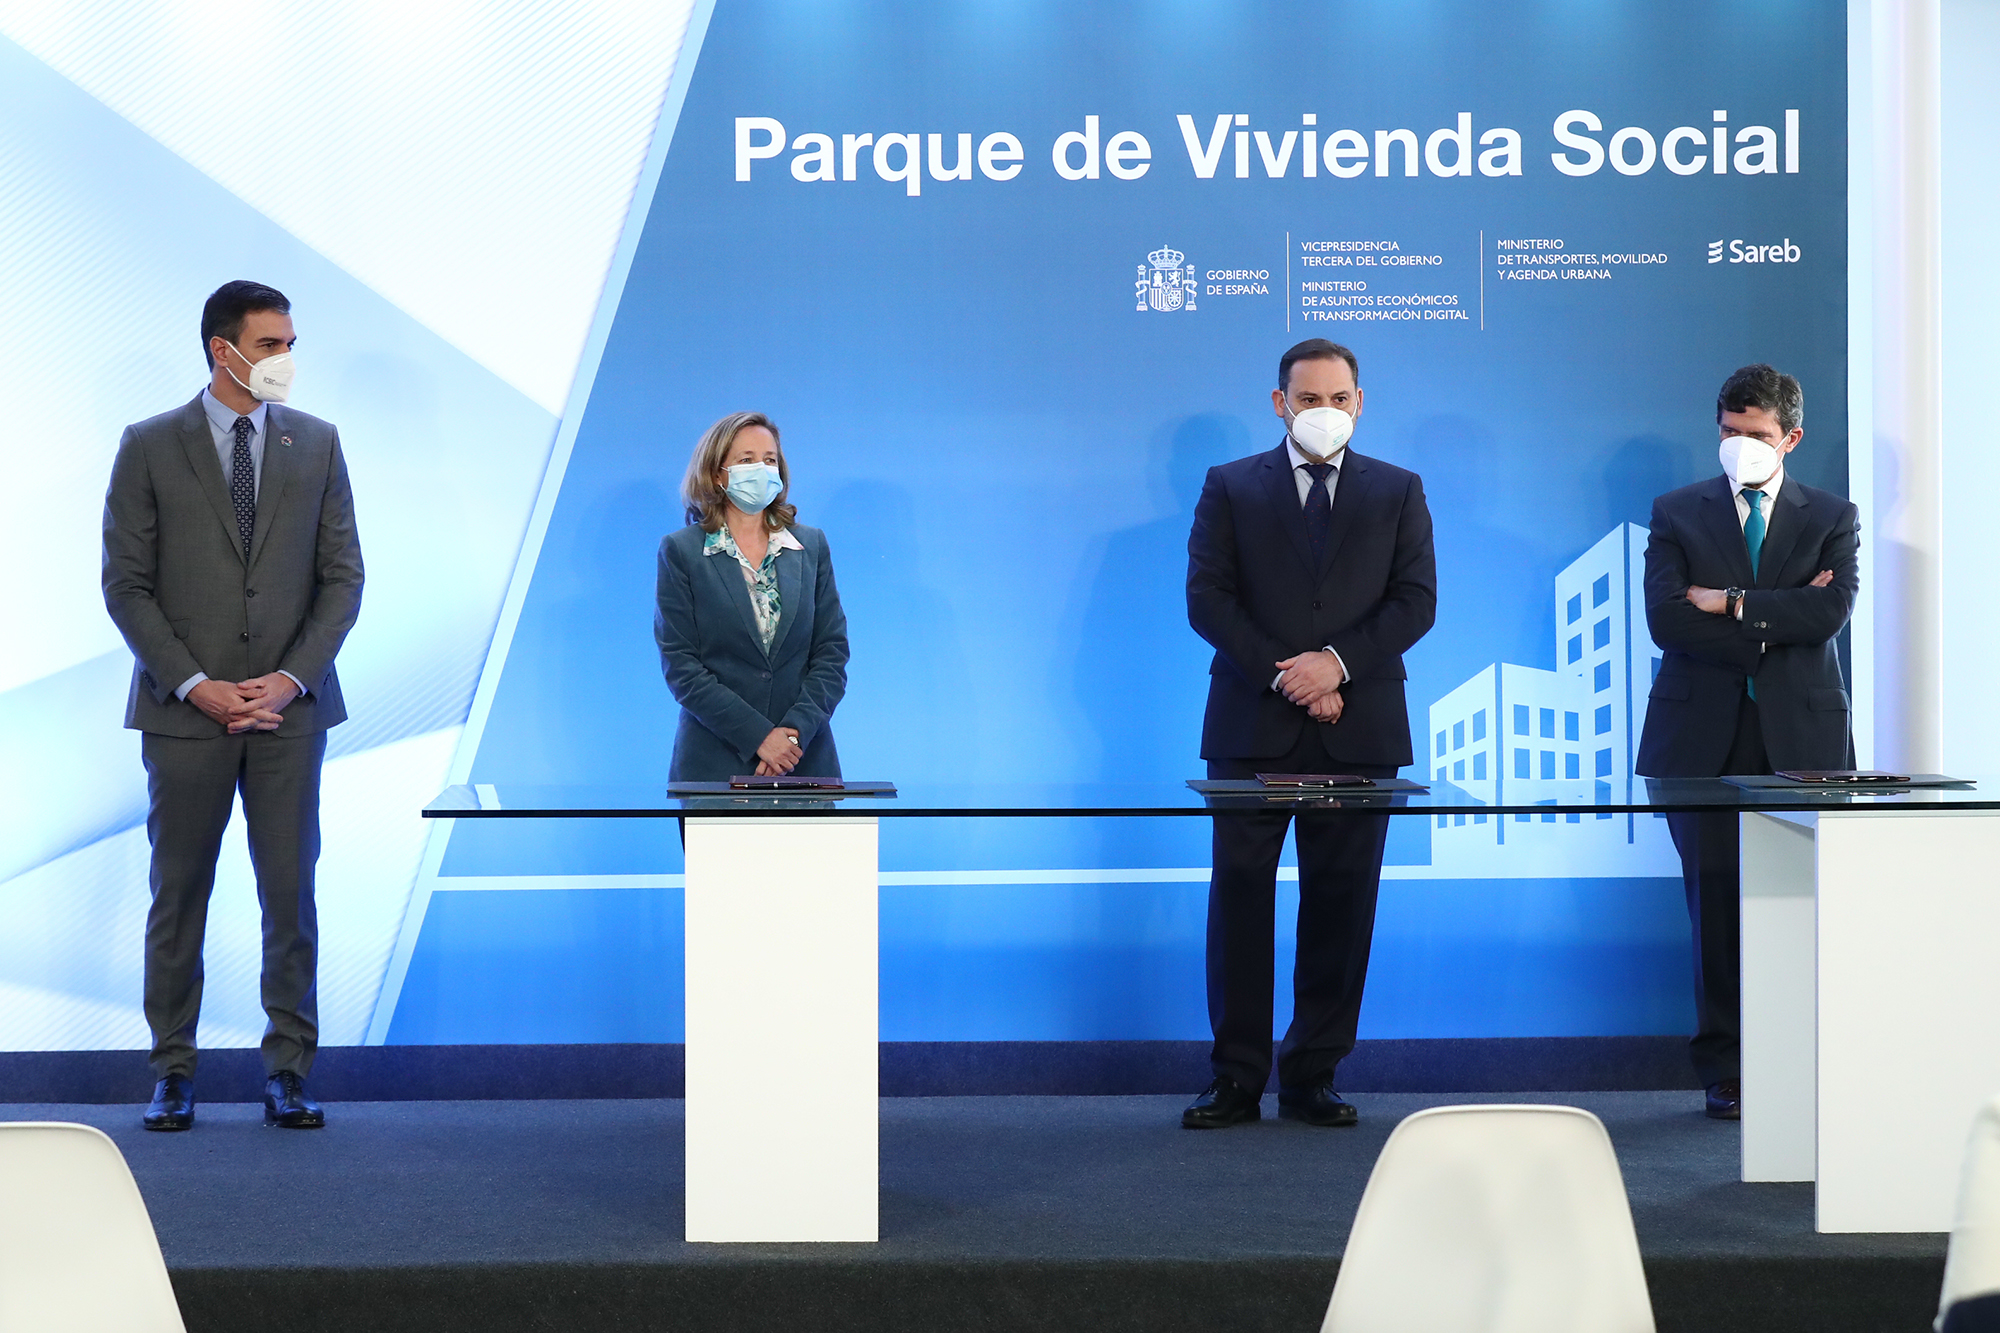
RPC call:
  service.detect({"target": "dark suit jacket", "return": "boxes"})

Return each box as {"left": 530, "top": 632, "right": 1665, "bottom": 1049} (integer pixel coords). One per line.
{"left": 101, "top": 394, "right": 364, "bottom": 738}
{"left": 654, "top": 522, "right": 850, "bottom": 780}
{"left": 1187, "top": 442, "right": 1436, "bottom": 766}
{"left": 1635, "top": 473, "right": 1859, "bottom": 777}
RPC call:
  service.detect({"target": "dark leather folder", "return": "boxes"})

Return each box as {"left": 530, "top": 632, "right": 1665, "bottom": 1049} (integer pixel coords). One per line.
{"left": 1773, "top": 770, "right": 1910, "bottom": 784}
{"left": 1254, "top": 773, "right": 1377, "bottom": 789}
{"left": 728, "top": 775, "right": 847, "bottom": 790}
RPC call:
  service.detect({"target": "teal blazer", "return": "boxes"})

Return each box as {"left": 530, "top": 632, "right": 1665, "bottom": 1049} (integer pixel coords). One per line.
{"left": 653, "top": 522, "right": 848, "bottom": 780}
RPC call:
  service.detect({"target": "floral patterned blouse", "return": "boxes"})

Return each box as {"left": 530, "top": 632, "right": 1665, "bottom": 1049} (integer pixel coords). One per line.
{"left": 703, "top": 524, "right": 804, "bottom": 652}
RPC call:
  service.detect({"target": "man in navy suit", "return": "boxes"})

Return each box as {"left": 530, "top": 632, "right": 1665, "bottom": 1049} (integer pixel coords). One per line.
{"left": 1182, "top": 339, "right": 1436, "bottom": 1129}
{"left": 1636, "top": 364, "right": 1859, "bottom": 1120}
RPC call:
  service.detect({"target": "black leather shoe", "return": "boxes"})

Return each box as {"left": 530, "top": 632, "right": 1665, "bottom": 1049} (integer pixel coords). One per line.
{"left": 264, "top": 1071, "right": 325, "bottom": 1128}
{"left": 1182, "top": 1076, "right": 1261, "bottom": 1128}
{"left": 1706, "top": 1079, "right": 1740, "bottom": 1120}
{"left": 1278, "top": 1079, "right": 1359, "bottom": 1127}
{"left": 143, "top": 1075, "right": 195, "bottom": 1131}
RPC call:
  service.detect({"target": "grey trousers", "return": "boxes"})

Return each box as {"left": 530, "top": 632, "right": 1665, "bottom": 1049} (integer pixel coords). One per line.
{"left": 141, "top": 729, "right": 326, "bottom": 1080}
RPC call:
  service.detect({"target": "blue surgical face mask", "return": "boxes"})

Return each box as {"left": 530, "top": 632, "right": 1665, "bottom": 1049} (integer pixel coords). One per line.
{"left": 725, "top": 462, "right": 783, "bottom": 513}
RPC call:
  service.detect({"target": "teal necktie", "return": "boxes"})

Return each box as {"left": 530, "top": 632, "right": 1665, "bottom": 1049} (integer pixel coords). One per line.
{"left": 1743, "top": 488, "right": 1765, "bottom": 699}
{"left": 1742, "top": 488, "right": 1765, "bottom": 576}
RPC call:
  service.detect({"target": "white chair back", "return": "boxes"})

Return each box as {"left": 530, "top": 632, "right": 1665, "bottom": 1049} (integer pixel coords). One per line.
{"left": 1939, "top": 1095, "right": 2000, "bottom": 1331}
{"left": 1322, "top": 1104, "right": 1655, "bottom": 1333}
{"left": 0, "top": 1121, "right": 186, "bottom": 1332}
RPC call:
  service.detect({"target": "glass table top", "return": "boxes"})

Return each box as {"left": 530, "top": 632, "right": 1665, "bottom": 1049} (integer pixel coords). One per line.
{"left": 423, "top": 776, "right": 1991, "bottom": 819}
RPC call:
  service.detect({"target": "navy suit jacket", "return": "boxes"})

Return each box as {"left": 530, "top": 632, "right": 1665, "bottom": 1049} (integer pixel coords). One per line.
{"left": 1635, "top": 473, "right": 1859, "bottom": 777}
{"left": 653, "top": 523, "right": 849, "bottom": 781}
{"left": 1187, "top": 442, "right": 1436, "bottom": 766}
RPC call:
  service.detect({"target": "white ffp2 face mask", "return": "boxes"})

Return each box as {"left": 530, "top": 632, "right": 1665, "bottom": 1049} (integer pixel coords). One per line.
{"left": 225, "top": 341, "right": 296, "bottom": 403}
{"left": 1287, "top": 405, "right": 1354, "bottom": 460}
{"left": 1719, "top": 435, "right": 1781, "bottom": 489}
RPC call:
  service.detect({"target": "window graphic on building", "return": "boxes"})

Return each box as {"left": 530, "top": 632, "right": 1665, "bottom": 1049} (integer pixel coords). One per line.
{"left": 1425, "top": 524, "right": 1680, "bottom": 878}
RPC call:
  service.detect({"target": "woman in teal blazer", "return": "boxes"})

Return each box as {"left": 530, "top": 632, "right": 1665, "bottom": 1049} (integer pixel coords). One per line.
{"left": 653, "top": 412, "right": 849, "bottom": 780}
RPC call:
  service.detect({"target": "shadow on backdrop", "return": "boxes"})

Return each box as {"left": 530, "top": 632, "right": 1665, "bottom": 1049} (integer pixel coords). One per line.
{"left": 444, "top": 477, "right": 680, "bottom": 878}
{"left": 1601, "top": 434, "right": 1698, "bottom": 535}
{"left": 815, "top": 479, "right": 988, "bottom": 873}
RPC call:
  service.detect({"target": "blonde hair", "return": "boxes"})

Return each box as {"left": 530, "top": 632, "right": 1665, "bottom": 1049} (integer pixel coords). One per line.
{"left": 680, "top": 411, "right": 796, "bottom": 532}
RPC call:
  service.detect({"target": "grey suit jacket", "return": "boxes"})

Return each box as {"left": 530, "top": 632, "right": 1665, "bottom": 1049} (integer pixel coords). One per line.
{"left": 102, "top": 394, "right": 365, "bottom": 738}
{"left": 653, "top": 522, "right": 849, "bottom": 780}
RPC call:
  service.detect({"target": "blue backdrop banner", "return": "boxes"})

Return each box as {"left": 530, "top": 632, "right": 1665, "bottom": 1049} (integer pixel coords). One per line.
{"left": 383, "top": 0, "right": 1845, "bottom": 1047}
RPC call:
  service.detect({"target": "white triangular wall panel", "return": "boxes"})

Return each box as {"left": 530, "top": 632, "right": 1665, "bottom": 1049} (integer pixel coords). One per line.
{"left": 1, "top": 0, "right": 695, "bottom": 415}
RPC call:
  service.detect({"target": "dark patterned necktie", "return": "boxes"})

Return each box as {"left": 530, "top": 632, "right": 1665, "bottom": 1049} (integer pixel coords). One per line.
{"left": 1303, "top": 462, "right": 1334, "bottom": 565}
{"left": 231, "top": 415, "right": 256, "bottom": 559}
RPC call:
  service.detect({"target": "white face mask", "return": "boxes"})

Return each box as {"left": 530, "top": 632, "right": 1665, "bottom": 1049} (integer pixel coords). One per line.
{"left": 224, "top": 341, "right": 296, "bottom": 403}
{"left": 1286, "top": 404, "right": 1354, "bottom": 460}
{"left": 1719, "top": 435, "right": 1781, "bottom": 489}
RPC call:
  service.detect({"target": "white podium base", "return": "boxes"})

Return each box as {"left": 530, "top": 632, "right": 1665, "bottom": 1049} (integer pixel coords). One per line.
{"left": 683, "top": 817, "right": 878, "bottom": 1242}
{"left": 1740, "top": 809, "right": 2000, "bottom": 1232}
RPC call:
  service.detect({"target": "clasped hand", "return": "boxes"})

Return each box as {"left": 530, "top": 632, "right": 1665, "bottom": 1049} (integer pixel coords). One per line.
{"left": 753, "top": 727, "right": 803, "bottom": 777}
{"left": 1687, "top": 569, "right": 1833, "bottom": 615}
{"left": 1276, "top": 649, "right": 1345, "bottom": 724}
{"left": 188, "top": 673, "right": 299, "bottom": 734}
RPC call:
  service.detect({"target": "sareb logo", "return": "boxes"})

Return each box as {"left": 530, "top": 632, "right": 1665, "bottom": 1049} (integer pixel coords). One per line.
{"left": 1708, "top": 237, "right": 1801, "bottom": 264}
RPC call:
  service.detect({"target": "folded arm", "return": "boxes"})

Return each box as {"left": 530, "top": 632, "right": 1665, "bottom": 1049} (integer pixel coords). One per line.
{"left": 1737, "top": 508, "right": 1859, "bottom": 645}
{"left": 1643, "top": 503, "right": 1762, "bottom": 674}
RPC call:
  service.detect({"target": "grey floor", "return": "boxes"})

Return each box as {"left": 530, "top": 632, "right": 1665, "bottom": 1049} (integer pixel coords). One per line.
{"left": 2, "top": 1091, "right": 1945, "bottom": 1271}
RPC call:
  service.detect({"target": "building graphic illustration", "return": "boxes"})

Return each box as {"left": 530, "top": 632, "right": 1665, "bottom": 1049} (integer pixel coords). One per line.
{"left": 1423, "top": 523, "right": 1681, "bottom": 878}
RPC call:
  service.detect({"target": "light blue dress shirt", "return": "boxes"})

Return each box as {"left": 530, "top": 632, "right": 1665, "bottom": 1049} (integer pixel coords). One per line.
{"left": 174, "top": 389, "right": 303, "bottom": 703}
{"left": 200, "top": 387, "right": 267, "bottom": 498}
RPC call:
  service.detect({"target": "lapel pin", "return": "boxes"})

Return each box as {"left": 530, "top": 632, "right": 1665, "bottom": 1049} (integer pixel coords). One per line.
{"left": 280, "top": 435, "right": 292, "bottom": 447}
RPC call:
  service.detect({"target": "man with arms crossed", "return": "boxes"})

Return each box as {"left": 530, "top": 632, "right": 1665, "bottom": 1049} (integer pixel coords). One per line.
{"left": 103, "top": 280, "right": 364, "bottom": 1131}
{"left": 1183, "top": 339, "right": 1436, "bottom": 1128}
{"left": 1636, "top": 364, "right": 1856, "bottom": 1120}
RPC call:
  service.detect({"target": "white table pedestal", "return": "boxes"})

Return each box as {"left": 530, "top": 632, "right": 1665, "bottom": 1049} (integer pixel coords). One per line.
{"left": 683, "top": 816, "right": 878, "bottom": 1242}
{"left": 1740, "top": 809, "right": 2000, "bottom": 1232}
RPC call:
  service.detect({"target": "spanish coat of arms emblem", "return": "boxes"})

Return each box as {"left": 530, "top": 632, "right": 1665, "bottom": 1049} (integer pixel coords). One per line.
{"left": 1136, "top": 247, "right": 1197, "bottom": 312}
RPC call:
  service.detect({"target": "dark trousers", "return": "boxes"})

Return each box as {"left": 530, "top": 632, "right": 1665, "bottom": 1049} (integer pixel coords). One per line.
{"left": 141, "top": 729, "right": 326, "bottom": 1080}
{"left": 1663, "top": 692, "right": 1770, "bottom": 1089}
{"left": 1205, "top": 730, "right": 1393, "bottom": 1094}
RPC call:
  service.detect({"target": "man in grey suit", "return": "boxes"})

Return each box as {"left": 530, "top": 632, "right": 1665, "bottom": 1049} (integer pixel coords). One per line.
{"left": 102, "top": 280, "right": 363, "bottom": 1130}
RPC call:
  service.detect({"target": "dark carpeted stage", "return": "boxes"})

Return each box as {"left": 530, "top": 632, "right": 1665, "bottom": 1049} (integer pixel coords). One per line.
{"left": 1, "top": 1075, "right": 1948, "bottom": 1333}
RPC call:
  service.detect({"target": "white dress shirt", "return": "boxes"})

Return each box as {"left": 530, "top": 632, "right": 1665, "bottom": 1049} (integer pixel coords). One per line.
{"left": 1272, "top": 437, "right": 1349, "bottom": 693}
{"left": 175, "top": 389, "right": 304, "bottom": 703}
{"left": 1733, "top": 465, "right": 1783, "bottom": 531}
{"left": 1286, "top": 436, "right": 1341, "bottom": 505}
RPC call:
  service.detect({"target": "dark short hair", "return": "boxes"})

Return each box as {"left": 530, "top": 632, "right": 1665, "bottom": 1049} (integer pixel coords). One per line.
{"left": 1716, "top": 363, "right": 1802, "bottom": 436}
{"left": 201, "top": 280, "right": 291, "bottom": 369}
{"left": 1279, "top": 338, "right": 1359, "bottom": 393}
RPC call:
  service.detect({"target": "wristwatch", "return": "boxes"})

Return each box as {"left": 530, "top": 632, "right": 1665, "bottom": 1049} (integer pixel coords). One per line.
{"left": 1725, "top": 587, "right": 1745, "bottom": 618}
